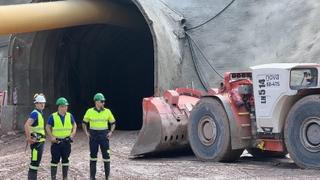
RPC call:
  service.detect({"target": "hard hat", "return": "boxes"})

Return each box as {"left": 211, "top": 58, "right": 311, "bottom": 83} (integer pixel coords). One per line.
{"left": 56, "top": 97, "right": 69, "bottom": 106}
{"left": 93, "top": 93, "right": 105, "bottom": 101}
{"left": 34, "top": 93, "right": 46, "bottom": 103}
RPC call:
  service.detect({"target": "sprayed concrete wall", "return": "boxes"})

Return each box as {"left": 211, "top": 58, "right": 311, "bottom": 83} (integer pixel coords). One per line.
{"left": 0, "top": 36, "right": 8, "bottom": 91}
{"left": 0, "top": 0, "right": 30, "bottom": 134}
{"left": 1, "top": 0, "right": 320, "bottom": 133}
{"left": 0, "top": 36, "right": 9, "bottom": 134}
{"left": 0, "top": 0, "right": 28, "bottom": 90}
{"left": 173, "top": 0, "right": 320, "bottom": 86}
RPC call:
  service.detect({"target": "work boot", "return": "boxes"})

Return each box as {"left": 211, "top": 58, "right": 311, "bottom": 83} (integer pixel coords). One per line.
{"left": 51, "top": 166, "right": 57, "bottom": 180}
{"left": 90, "top": 161, "right": 97, "bottom": 180}
{"left": 104, "top": 162, "right": 110, "bottom": 180}
{"left": 27, "top": 169, "right": 37, "bottom": 180}
{"left": 62, "top": 166, "right": 69, "bottom": 180}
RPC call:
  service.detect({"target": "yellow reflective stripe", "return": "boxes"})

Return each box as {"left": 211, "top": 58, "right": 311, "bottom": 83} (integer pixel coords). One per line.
{"left": 62, "top": 163, "right": 69, "bottom": 166}
{"left": 89, "top": 127, "right": 108, "bottom": 130}
{"left": 103, "top": 159, "right": 110, "bottom": 162}
{"left": 53, "top": 128, "right": 72, "bottom": 131}
{"left": 54, "top": 136, "right": 69, "bottom": 138}
{"left": 51, "top": 163, "right": 58, "bottom": 167}
{"left": 90, "top": 158, "right": 98, "bottom": 161}
{"left": 32, "top": 149, "right": 38, "bottom": 161}
{"left": 107, "top": 149, "right": 110, "bottom": 154}
{"left": 91, "top": 119, "right": 107, "bottom": 123}
{"left": 29, "top": 165, "right": 39, "bottom": 170}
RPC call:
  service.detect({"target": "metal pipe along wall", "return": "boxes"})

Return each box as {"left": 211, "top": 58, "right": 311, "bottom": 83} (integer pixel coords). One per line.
{"left": 0, "top": 0, "right": 143, "bottom": 35}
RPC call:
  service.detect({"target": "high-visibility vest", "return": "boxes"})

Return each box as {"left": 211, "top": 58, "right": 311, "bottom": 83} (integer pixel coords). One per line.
{"left": 30, "top": 110, "right": 45, "bottom": 142}
{"left": 84, "top": 108, "right": 114, "bottom": 130}
{"left": 52, "top": 112, "right": 72, "bottom": 138}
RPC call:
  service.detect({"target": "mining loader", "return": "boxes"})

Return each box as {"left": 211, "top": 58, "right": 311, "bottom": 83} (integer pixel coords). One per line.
{"left": 131, "top": 63, "right": 320, "bottom": 169}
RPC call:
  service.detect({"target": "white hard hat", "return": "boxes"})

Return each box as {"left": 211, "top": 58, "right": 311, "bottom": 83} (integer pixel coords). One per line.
{"left": 34, "top": 94, "right": 46, "bottom": 103}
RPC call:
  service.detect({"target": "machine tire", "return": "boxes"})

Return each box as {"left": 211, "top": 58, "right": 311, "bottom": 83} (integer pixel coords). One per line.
{"left": 284, "top": 95, "right": 320, "bottom": 169}
{"left": 222, "top": 149, "right": 244, "bottom": 162}
{"left": 188, "top": 97, "right": 241, "bottom": 162}
{"left": 247, "top": 148, "right": 287, "bottom": 158}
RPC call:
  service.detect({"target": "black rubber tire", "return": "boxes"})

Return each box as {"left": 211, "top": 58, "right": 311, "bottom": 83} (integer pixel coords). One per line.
{"left": 188, "top": 97, "right": 242, "bottom": 162}
{"left": 223, "top": 149, "right": 244, "bottom": 162}
{"left": 284, "top": 95, "right": 320, "bottom": 169}
{"left": 248, "top": 148, "right": 287, "bottom": 158}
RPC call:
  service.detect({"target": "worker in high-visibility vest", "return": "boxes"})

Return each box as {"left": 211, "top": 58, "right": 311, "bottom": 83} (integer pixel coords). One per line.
{"left": 82, "top": 93, "right": 116, "bottom": 180}
{"left": 24, "top": 93, "right": 47, "bottom": 180}
{"left": 46, "top": 97, "right": 77, "bottom": 180}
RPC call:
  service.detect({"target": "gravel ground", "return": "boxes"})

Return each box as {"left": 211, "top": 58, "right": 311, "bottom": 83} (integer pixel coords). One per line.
{"left": 0, "top": 130, "right": 319, "bottom": 180}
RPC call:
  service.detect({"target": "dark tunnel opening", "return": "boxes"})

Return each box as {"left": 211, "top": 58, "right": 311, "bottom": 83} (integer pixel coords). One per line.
{"left": 5, "top": 0, "right": 157, "bottom": 130}
{"left": 15, "top": 0, "right": 155, "bottom": 130}
{"left": 6, "top": 0, "right": 156, "bottom": 131}
{"left": 52, "top": 23, "right": 154, "bottom": 130}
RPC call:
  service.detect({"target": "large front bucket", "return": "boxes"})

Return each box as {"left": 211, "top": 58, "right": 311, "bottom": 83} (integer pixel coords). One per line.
{"left": 130, "top": 88, "right": 202, "bottom": 156}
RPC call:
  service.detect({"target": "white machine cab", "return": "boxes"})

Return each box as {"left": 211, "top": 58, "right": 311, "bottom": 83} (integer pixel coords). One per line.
{"left": 251, "top": 63, "right": 320, "bottom": 134}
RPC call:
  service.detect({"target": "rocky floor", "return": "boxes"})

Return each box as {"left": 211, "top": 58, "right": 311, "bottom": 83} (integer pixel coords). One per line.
{"left": 0, "top": 130, "right": 319, "bottom": 180}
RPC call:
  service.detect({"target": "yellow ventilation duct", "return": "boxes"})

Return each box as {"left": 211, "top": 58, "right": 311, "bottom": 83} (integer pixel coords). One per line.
{"left": 0, "top": 0, "right": 143, "bottom": 35}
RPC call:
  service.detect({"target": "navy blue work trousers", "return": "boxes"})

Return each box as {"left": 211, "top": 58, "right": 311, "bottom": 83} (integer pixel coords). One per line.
{"left": 29, "top": 142, "right": 45, "bottom": 171}
{"left": 89, "top": 130, "right": 110, "bottom": 163}
{"left": 50, "top": 139, "right": 71, "bottom": 167}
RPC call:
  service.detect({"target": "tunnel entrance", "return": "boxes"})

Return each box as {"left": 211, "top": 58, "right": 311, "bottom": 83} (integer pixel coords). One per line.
{"left": 7, "top": 0, "right": 155, "bottom": 130}
{"left": 54, "top": 24, "right": 154, "bottom": 130}
{"left": 22, "top": 3, "right": 155, "bottom": 130}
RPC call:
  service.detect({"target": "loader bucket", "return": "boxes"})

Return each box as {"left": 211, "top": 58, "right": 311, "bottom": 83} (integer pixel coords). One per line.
{"left": 130, "top": 88, "right": 203, "bottom": 156}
